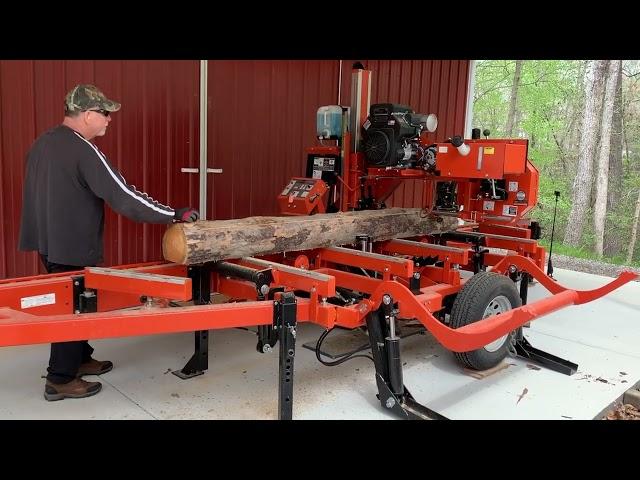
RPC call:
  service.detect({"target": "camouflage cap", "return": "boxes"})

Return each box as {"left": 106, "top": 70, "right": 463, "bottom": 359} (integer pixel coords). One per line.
{"left": 65, "top": 84, "right": 121, "bottom": 112}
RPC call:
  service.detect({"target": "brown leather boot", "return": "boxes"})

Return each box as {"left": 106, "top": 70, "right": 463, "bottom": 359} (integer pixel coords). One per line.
{"left": 77, "top": 359, "right": 113, "bottom": 377}
{"left": 44, "top": 378, "right": 102, "bottom": 401}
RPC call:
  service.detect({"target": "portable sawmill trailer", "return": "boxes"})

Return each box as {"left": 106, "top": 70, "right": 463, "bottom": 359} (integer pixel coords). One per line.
{"left": 0, "top": 62, "right": 636, "bottom": 419}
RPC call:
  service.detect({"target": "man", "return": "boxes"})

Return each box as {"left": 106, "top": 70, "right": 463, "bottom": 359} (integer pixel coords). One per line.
{"left": 18, "top": 84, "right": 199, "bottom": 401}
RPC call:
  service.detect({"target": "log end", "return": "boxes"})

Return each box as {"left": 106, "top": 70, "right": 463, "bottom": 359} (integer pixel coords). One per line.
{"left": 162, "top": 224, "right": 188, "bottom": 264}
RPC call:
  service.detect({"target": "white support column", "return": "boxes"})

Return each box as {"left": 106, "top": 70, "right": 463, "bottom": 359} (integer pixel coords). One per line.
{"left": 199, "top": 60, "right": 208, "bottom": 219}
{"left": 464, "top": 60, "right": 477, "bottom": 139}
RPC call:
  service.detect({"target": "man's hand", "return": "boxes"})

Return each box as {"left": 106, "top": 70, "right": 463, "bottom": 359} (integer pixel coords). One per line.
{"left": 174, "top": 207, "right": 199, "bottom": 223}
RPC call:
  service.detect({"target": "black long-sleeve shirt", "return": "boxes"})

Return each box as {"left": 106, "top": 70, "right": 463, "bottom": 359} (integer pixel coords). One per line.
{"left": 19, "top": 125, "right": 176, "bottom": 266}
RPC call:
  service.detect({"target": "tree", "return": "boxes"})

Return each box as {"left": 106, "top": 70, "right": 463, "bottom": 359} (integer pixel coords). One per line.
{"left": 594, "top": 60, "right": 621, "bottom": 257}
{"left": 504, "top": 60, "right": 523, "bottom": 137}
{"left": 604, "top": 61, "right": 624, "bottom": 256}
{"left": 564, "top": 60, "right": 608, "bottom": 247}
{"left": 628, "top": 189, "right": 640, "bottom": 264}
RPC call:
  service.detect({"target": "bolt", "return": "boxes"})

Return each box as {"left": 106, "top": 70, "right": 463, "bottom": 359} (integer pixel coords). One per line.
{"left": 260, "top": 284, "right": 270, "bottom": 296}
{"left": 262, "top": 344, "right": 272, "bottom": 353}
{"left": 385, "top": 397, "right": 396, "bottom": 409}
{"left": 413, "top": 272, "right": 420, "bottom": 279}
{"left": 74, "top": 281, "right": 79, "bottom": 286}
{"left": 383, "top": 295, "right": 392, "bottom": 305}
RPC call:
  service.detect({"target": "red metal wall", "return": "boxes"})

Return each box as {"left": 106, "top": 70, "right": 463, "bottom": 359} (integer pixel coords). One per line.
{"left": 340, "top": 60, "right": 470, "bottom": 208}
{"left": 1, "top": 60, "right": 469, "bottom": 279}
{"left": 206, "top": 60, "right": 341, "bottom": 219}
{"left": 207, "top": 60, "right": 469, "bottom": 218}
{"left": 0, "top": 60, "right": 200, "bottom": 279}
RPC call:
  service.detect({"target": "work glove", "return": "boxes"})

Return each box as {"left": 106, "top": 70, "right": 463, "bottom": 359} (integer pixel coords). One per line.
{"left": 174, "top": 207, "right": 199, "bottom": 223}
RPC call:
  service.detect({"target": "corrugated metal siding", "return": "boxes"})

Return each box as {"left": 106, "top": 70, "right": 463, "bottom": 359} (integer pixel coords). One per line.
{"left": 340, "top": 60, "right": 470, "bottom": 208}
{"left": 0, "top": 60, "right": 200, "bottom": 279}
{"left": 206, "top": 60, "right": 341, "bottom": 220}
{"left": 1, "top": 59, "right": 469, "bottom": 279}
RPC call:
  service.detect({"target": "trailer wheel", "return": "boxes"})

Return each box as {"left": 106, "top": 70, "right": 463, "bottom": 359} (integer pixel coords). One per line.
{"left": 449, "top": 271, "right": 521, "bottom": 371}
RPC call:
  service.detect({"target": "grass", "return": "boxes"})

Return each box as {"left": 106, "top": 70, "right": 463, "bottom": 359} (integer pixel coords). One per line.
{"left": 539, "top": 239, "right": 640, "bottom": 268}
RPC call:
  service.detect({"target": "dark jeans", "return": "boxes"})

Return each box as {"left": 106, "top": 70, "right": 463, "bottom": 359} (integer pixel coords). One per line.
{"left": 40, "top": 255, "right": 94, "bottom": 384}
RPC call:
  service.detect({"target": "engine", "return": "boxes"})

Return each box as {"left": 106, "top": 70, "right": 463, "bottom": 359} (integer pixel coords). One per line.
{"left": 361, "top": 103, "right": 437, "bottom": 170}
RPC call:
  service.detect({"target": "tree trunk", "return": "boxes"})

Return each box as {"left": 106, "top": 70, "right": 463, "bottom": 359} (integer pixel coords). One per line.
{"left": 604, "top": 61, "right": 624, "bottom": 256}
{"left": 627, "top": 189, "right": 640, "bottom": 264}
{"left": 567, "top": 61, "right": 588, "bottom": 160}
{"left": 563, "top": 60, "right": 608, "bottom": 247}
{"left": 594, "top": 60, "right": 620, "bottom": 257}
{"left": 504, "top": 60, "right": 523, "bottom": 137}
{"left": 162, "top": 208, "right": 461, "bottom": 265}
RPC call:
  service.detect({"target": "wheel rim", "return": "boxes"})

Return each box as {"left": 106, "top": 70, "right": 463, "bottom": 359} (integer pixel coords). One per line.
{"left": 482, "top": 295, "right": 512, "bottom": 352}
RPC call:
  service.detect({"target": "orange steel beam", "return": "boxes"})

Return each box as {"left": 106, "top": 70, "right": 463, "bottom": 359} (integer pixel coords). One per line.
{"left": 364, "top": 265, "right": 637, "bottom": 352}
{"left": 378, "top": 239, "right": 469, "bottom": 265}
{"left": 0, "top": 299, "right": 323, "bottom": 347}
{"left": 480, "top": 233, "right": 539, "bottom": 254}
{"left": 84, "top": 267, "right": 192, "bottom": 301}
{"left": 216, "top": 276, "right": 260, "bottom": 300}
{"left": 0, "top": 262, "right": 190, "bottom": 315}
{"left": 0, "top": 276, "right": 75, "bottom": 316}
{"left": 0, "top": 258, "right": 635, "bottom": 351}
{"left": 318, "top": 246, "right": 414, "bottom": 278}
{"left": 95, "top": 264, "right": 189, "bottom": 312}
{"left": 316, "top": 267, "right": 383, "bottom": 294}
{"left": 239, "top": 257, "right": 335, "bottom": 297}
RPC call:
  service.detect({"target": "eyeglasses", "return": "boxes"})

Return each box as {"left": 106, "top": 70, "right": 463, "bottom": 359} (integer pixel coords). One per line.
{"left": 88, "top": 109, "right": 110, "bottom": 117}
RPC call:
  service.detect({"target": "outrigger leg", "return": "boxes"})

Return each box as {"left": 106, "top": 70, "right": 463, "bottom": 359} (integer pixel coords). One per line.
{"left": 173, "top": 263, "right": 214, "bottom": 379}
{"left": 366, "top": 294, "right": 447, "bottom": 420}
{"left": 511, "top": 272, "right": 578, "bottom": 375}
{"left": 274, "top": 292, "right": 297, "bottom": 420}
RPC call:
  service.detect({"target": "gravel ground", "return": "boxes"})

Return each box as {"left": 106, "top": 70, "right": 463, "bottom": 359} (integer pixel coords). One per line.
{"left": 549, "top": 253, "right": 640, "bottom": 281}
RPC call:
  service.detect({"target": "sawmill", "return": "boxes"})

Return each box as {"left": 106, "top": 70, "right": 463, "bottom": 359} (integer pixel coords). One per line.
{"left": 0, "top": 62, "right": 637, "bottom": 420}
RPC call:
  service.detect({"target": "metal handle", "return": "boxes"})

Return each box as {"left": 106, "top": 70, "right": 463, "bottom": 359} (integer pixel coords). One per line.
{"left": 181, "top": 168, "right": 223, "bottom": 174}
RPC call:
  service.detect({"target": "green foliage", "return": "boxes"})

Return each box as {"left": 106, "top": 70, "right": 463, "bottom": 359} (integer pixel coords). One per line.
{"left": 472, "top": 60, "right": 640, "bottom": 266}
{"left": 539, "top": 239, "right": 640, "bottom": 268}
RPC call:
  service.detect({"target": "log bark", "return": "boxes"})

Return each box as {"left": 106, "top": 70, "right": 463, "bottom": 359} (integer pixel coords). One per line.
{"left": 163, "top": 208, "right": 461, "bottom": 265}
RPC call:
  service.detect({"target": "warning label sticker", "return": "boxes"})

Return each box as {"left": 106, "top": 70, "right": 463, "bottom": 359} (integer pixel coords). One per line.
{"left": 21, "top": 293, "right": 56, "bottom": 309}
{"left": 483, "top": 201, "right": 495, "bottom": 211}
{"left": 502, "top": 205, "right": 518, "bottom": 216}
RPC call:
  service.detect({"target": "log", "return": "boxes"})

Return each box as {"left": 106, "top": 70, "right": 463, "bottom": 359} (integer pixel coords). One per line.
{"left": 162, "top": 208, "right": 461, "bottom": 265}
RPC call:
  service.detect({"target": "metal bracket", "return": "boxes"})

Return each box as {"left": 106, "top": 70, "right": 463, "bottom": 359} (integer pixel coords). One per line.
{"left": 71, "top": 275, "right": 97, "bottom": 314}
{"left": 257, "top": 287, "right": 284, "bottom": 354}
{"left": 173, "top": 264, "right": 213, "bottom": 380}
{"left": 514, "top": 335, "right": 578, "bottom": 376}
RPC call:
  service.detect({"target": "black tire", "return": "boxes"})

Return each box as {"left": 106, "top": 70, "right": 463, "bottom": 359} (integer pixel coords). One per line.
{"left": 449, "top": 271, "right": 521, "bottom": 371}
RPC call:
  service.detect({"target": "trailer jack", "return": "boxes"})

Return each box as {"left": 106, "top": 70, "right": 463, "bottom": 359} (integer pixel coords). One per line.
{"left": 366, "top": 295, "right": 447, "bottom": 420}
{"left": 510, "top": 271, "right": 578, "bottom": 376}
{"left": 512, "top": 333, "right": 578, "bottom": 375}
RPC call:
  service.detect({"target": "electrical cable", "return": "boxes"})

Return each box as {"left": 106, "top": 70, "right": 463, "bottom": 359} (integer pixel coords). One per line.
{"left": 314, "top": 328, "right": 374, "bottom": 366}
